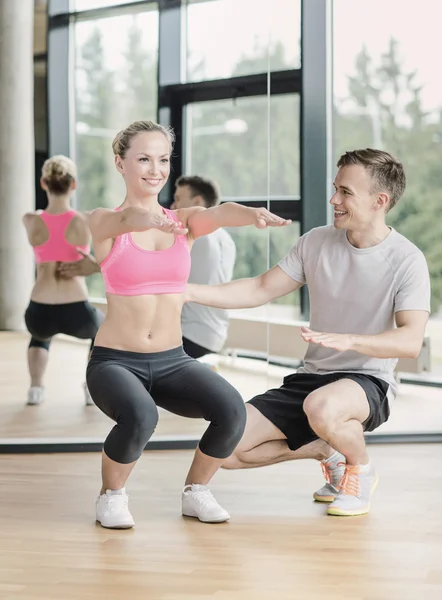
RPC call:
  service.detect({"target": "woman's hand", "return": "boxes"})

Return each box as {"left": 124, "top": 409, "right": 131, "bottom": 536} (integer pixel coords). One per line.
{"left": 146, "top": 213, "right": 188, "bottom": 235}
{"left": 250, "top": 207, "right": 292, "bottom": 229}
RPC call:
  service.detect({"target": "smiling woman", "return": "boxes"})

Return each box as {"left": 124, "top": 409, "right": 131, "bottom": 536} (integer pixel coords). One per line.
{"left": 84, "top": 119, "right": 292, "bottom": 530}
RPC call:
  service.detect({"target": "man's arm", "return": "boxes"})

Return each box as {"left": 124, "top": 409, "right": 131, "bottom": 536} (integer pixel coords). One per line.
{"left": 186, "top": 265, "right": 303, "bottom": 309}
{"left": 351, "top": 310, "right": 428, "bottom": 358}
{"left": 57, "top": 249, "right": 101, "bottom": 279}
{"left": 301, "top": 310, "right": 429, "bottom": 359}
{"left": 181, "top": 204, "right": 291, "bottom": 239}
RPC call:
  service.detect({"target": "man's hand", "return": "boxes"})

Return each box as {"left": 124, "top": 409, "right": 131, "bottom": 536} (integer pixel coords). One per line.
{"left": 57, "top": 249, "right": 101, "bottom": 279}
{"left": 251, "top": 207, "right": 292, "bottom": 229}
{"left": 183, "top": 284, "right": 192, "bottom": 304}
{"left": 301, "top": 326, "right": 354, "bottom": 352}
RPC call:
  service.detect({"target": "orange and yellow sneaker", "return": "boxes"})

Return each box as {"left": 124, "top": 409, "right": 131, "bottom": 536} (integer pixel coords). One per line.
{"left": 327, "top": 462, "right": 378, "bottom": 516}
{"left": 313, "top": 452, "right": 346, "bottom": 502}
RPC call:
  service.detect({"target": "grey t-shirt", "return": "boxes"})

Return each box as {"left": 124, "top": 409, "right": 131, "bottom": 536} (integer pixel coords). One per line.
{"left": 182, "top": 228, "right": 236, "bottom": 352}
{"left": 278, "top": 225, "right": 431, "bottom": 395}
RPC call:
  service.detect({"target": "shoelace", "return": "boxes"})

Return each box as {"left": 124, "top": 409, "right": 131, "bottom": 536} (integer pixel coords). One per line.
{"left": 338, "top": 464, "right": 361, "bottom": 498}
{"left": 105, "top": 495, "right": 129, "bottom": 512}
{"left": 321, "top": 462, "right": 332, "bottom": 484}
{"left": 321, "top": 460, "right": 342, "bottom": 490}
{"left": 191, "top": 489, "right": 219, "bottom": 508}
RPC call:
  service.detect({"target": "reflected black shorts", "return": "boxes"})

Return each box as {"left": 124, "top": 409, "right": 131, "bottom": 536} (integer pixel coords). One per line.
{"left": 25, "top": 300, "right": 104, "bottom": 350}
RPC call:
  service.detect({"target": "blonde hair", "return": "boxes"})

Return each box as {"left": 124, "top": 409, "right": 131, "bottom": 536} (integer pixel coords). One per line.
{"left": 41, "top": 155, "right": 77, "bottom": 195}
{"left": 112, "top": 120, "right": 175, "bottom": 159}
{"left": 337, "top": 148, "right": 406, "bottom": 211}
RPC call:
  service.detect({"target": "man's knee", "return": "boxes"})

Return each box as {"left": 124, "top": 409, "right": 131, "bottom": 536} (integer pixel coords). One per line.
{"left": 303, "top": 391, "right": 337, "bottom": 436}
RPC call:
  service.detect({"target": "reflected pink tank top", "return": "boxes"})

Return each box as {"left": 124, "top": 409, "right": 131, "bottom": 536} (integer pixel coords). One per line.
{"left": 33, "top": 210, "right": 90, "bottom": 264}
{"left": 100, "top": 208, "right": 191, "bottom": 296}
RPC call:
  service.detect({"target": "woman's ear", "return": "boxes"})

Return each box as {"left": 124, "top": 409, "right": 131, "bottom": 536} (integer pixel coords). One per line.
{"left": 114, "top": 154, "right": 124, "bottom": 174}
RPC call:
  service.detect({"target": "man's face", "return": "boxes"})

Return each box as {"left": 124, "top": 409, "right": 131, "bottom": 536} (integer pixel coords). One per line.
{"left": 172, "top": 184, "right": 203, "bottom": 209}
{"left": 330, "top": 164, "right": 388, "bottom": 231}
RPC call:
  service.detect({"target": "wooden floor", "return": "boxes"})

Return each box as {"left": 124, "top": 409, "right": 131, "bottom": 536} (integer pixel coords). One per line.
{"left": 0, "top": 445, "right": 441, "bottom": 599}
{"left": 1, "top": 331, "right": 441, "bottom": 441}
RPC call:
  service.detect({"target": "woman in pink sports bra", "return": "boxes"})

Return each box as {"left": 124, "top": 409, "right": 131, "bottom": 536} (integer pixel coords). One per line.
{"left": 22, "top": 155, "right": 103, "bottom": 407}
{"left": 86, "top": 120, "right": 291, "bottom": 529}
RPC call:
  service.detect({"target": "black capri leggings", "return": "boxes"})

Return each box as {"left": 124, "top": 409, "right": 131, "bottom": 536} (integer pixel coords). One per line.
{"left": 25, "top": 300, "right": 104, "bottom": 351}
{"left": 86, "top": 346, "right": 246, "bottom": 463}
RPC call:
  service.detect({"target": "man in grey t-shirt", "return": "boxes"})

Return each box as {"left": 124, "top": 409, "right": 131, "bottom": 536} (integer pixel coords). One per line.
{"left": 187, "top": 149, "right": 431, "bottom": 517}
{"left": 172, "top": 175, "right": 236, "bottom": 358}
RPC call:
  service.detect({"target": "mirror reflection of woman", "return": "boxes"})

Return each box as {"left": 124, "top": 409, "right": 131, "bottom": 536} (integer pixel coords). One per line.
{"left": 22, "top": 155, "right": 103, "bottom": 406}
{"left": 87, "top": 120, "right": 292, "bottom": 529}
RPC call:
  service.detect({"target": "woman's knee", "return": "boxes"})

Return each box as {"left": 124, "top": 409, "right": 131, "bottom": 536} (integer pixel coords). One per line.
{"left": 28, "top": 337, "right": 51, "bottom": 351}
{"left": 87, "top": 364, "right": 159, "bottom": 452}
{"left": 199, "top": 392, "right": 246, "bottom": 459}
{"left": 125, "top": 400, "right": 158, "bottom": 445}
{"left": 104, "top": 400, "right": 159, "bottom": 463}
{"left": 216, "top": 391, "right": 247, "bottom": 441}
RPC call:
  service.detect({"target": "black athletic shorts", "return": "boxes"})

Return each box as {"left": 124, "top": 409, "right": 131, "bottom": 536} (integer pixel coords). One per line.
{"left": 248, "top": 371, "right": 390, "bottom": 451}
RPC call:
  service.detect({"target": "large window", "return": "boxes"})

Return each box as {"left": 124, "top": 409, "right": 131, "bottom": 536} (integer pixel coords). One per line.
{"left": 186, "top": 93, "right": 301, "bottom": 313}
{"left": 185, "top": 0, "right": 301, "bottom": 82}
{"left": 73, "top": 0, "right": 146, "bottom": 10}
{"left": 74, "top": 7, "right": 159, "bottom": 213}
{"left": 334, "top": 0, "right": 442, "bottom": 376}
{"left": 73, "top": 6, "right": 158, "bottom": 298}
{"left": 334, "top": 0, "right": 442, "bottom": 432}
{"left": 186, "top": 95, "right": 300, "bottom": 198}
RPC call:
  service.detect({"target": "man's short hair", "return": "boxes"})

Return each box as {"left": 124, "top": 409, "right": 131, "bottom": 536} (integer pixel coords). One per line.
{"left": 175, "top": 175, "right": 220, "bottom": 208}
{"left": 337, "top": 148, "right": 406, "bottom": 211}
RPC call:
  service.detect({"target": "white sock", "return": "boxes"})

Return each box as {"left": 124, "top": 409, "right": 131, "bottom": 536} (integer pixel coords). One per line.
{"left": 322, "top": 450, "right": 343, "bottom": 465}
{"left": 356, "top": 462, "right": 371, "bottom": 473}
{"left": 107, "top": 488, "right": 125, "bottom": 495}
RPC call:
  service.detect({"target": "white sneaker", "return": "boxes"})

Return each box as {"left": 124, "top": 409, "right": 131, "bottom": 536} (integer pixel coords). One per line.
{"left": 27, "top": 386, "right": 45, "bottom": 406}
{"left": 327, "top": 462, "right": 378, "bottom": 517}
{"left": 182, "top": 484, "right": 230, "bottom": 523}
{"left": 83, "top": 382, "right": 94, "bottom": 406}
{"left": 313, "top": 451, "right": 346, "bottom": 502}
{"left": 96, "top": 488, "right": 135, "bottom": 529}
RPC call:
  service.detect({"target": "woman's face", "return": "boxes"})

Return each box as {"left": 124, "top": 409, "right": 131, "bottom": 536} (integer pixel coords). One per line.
{"left": 115, "top": 131, "right": 171, "bottom": 197}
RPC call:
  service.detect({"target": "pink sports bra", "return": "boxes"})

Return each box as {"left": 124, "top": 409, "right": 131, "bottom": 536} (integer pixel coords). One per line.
{"left": 100, "top": 207, "right": 191, "bottom": 296}
{"left": 33, "top": 210, "right": 90, "bottom": 264}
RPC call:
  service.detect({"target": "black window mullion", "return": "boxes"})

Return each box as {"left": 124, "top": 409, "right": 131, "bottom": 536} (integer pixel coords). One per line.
{"left": 159, "top": 69, "right": 301, "bottom": 106}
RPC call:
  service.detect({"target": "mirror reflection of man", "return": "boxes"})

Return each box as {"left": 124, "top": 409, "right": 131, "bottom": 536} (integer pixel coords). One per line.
{"left": 171, "top": 175, "right": 237, "bottom": 359}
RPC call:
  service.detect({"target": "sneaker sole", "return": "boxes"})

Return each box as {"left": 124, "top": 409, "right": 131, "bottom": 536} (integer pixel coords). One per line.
{"left": 27, "top": 398, "right": 44, "bottom": 406}
{"left": 182, "top": 512, "right": 230, "bottom": 524}
{"left": 313, "top": 493, "right": 337, "bottom": 503}
{"left": 326, "top": 473, "right": 378, "bottom": 517}
{"left": 96, "top": 519, "right": 134, "bottom": 529}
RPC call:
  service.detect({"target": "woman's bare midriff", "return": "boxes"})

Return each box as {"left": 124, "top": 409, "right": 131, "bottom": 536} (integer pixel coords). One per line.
{"left": 30, "top": 263, "right": 89, "bottom": 304}
{"left": 94, "top": 293, "right": 184, "bottom": 352}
